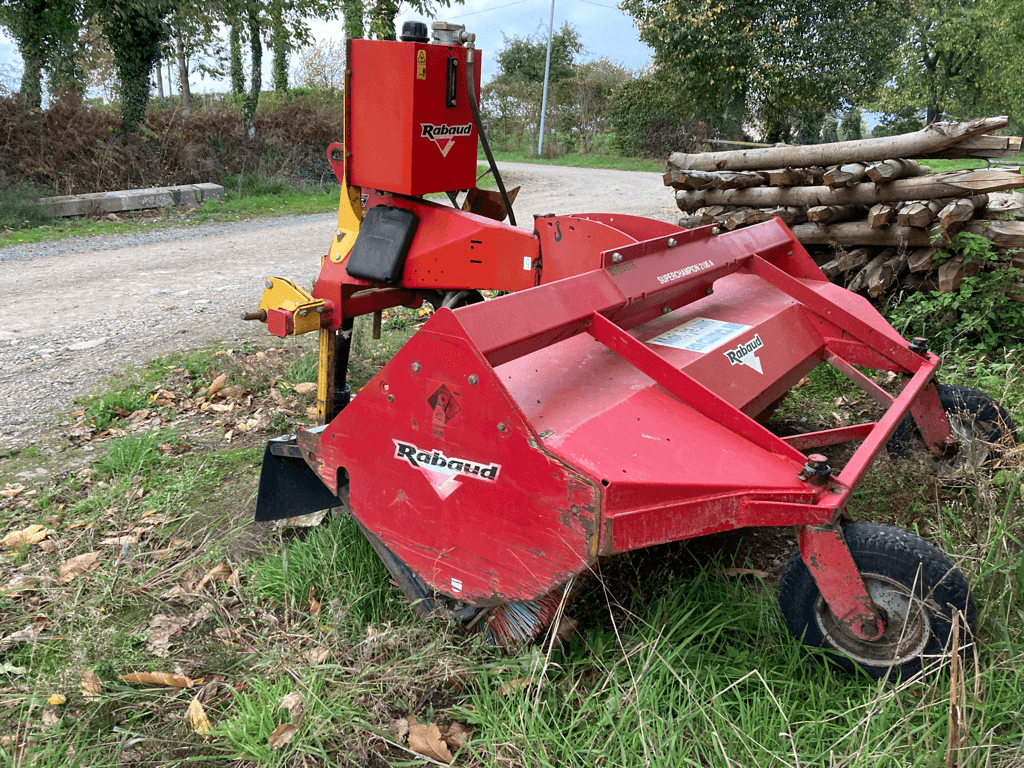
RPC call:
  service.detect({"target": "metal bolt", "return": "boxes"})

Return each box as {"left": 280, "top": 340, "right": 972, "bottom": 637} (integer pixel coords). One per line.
{"left": 497, "top": 423, "right": 506, "bottom": 432}
{"left": 808, "top": 454, "right": 829, "bottom": 470}
{"left": 265, "top": 279, "right": 273, "bottom": 289}
{"left": 787, "top": 250, "right": 793, "bottom": 256}
{"left": 705, "top": 287, "right": 714, "bottom": 296}
{"left": 711, "top": 227, "right": 720, "bottom": 235}
{"left": 387, "top": 394, "right": 394, "bottom": 402}
{"left": 667, "top": 238, "right": 678, "bottom": 248}
{"left": 411, "top": 361, "right": 421, "bottom": 372}
{"left": 611, "top": 253, "right": 623, "bottom": 263}
{"left": 299, "top": 309, "right": 308, "bottom": 317}
{"left": 468, "top": 374, "right": 478, "bottom": 385}
{"left": 909, "top": 337, "right": 928, "bottom": 355}
{"left": 661, "top": 305, "right": 671, "bottom": 314}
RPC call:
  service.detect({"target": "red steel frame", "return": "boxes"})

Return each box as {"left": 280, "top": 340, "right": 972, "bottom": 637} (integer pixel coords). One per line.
{"left": 292, "top": 209, "right": 954, "bottom": 642}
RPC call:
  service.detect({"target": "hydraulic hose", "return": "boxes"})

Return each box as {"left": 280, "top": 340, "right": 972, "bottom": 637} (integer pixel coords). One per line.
{"left": 466, "top": 50, "right": 516, "bottom": 227}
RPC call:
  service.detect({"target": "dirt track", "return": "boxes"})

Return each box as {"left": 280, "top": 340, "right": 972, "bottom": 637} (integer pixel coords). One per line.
{"left": 0, "top": 162, "right": 678, "bottom": 451}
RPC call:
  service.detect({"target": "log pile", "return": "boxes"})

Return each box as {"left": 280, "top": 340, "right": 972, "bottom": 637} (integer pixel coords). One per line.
{"left": 666, "top": 117, "right": 1024, "bottom": 300}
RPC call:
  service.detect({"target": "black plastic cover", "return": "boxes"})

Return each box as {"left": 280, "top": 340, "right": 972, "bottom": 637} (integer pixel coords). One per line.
{"left": 345, "top": 205, "right": 420, "bottom": 285}
{"left": 254, "top": 436, "right": 343, "bottom": 522}
{"left": 400, "top": 20, "right": 429, "bottom": 42}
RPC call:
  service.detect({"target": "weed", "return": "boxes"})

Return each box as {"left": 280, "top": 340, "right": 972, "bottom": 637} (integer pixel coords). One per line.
{"left": 94, "top": 431, "right": 165, "bottom": 477}
{"left": 82, "top": 386, "right": 151, "bottom": 430}
{"left": 0, "top": 179, "right": 54, "bottom": 230}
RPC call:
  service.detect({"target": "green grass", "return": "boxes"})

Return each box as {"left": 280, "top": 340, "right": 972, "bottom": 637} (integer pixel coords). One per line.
{"left": 486, "top": 148, "right": 665, "bottom": 173}
{"left": 3, "top": 313, "right": 1024, "bottom": 765}
{"left": 922, "top": 152, "right": 1024, "bottom": 173}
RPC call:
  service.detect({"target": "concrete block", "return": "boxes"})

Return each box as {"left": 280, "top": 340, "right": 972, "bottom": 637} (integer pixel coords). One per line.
{"left": 41, "top": 183, "right": 224, "bottom": 218}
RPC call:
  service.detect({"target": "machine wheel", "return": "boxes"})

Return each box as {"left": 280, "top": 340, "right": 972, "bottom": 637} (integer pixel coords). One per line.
{"left": 887, "top": 384, "right": 1016, "bottom": 472}
{"left": 778, "top": 521, "right": 974, "bottom": 680}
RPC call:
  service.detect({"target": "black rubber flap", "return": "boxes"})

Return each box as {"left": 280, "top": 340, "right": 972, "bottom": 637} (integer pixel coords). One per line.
{"left": 346, "top": 205, "right": 420, "bottom": 285}
{"left": 254, "top": 437, "right": 343, "bottom": 522}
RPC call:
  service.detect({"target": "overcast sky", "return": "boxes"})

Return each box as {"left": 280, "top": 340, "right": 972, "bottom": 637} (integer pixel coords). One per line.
{"left": 0, "top": 0, "right": 653, "bottom": 96}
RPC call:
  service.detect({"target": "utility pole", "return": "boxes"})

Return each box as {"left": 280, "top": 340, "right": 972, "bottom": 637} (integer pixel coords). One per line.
{"left": 537, "top": 0, "right": 555, "bottom": 156}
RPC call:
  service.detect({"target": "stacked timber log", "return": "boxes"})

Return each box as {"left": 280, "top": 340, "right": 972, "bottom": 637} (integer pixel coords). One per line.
{"left": 665, "top": 117, "right": 1024, "bottom": 300}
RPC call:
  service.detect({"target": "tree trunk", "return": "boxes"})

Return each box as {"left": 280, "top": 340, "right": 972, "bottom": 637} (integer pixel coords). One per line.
{"left": 175, "top": 31, "right": 191, "bottom": 114}
{"left": 271, "top": 0, "right": 288, "bottom": 92}
{"left": 673, "top": 169, "right": 1024, "bottom": 212}
{"left": 921, "top": 134, "right": 1024, "bottom": 159}
{"left": 244, "top": 8, "right": 262, "bottom": 140}
{"left": 865, "top": 159, "right": 930, "bottom": 184}
{"left": 19, "top": 51, "right": 44, "bottom": 109}
{"left": 156, "top": 61, "right": 164, "bottom": 98}
{"left": 823, "top": 163, "right": 867, "bottom": 190}
{"left": 668, "top": 117, "right": 1008, "bottom": 172}
{"left": 229, "top": 19, "right": 245, "bottom": 96}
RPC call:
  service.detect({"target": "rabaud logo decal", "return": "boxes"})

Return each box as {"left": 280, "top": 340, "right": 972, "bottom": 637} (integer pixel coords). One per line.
{"left": 724, "top": 334, "right": 765, "bottom": 374}
{"left": 420, "top": 122, "right": 472, "bottom": 157}
{"left": 393, "top": 439, "right": 500, "bottom": 500}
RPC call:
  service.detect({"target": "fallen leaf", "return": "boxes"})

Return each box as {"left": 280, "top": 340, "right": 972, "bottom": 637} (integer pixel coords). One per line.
{"left": 407, "top": 718, "right": 454, "bottom": 764}
{"left": 442, "top": 721, "right": 472, "bottom": 749}
{"left": 308, "top": 586, "right": 321, "bottom": 617}
{"left": 304, "top": 646, "right": 330, "bottom": 665}
{"left": 304, "top": 406, "right": 318, "bottom": 420}
{"left": 220, "top": 385, "right": 244, "bottom": 399}
{"left": 393, "top": 717, "right": 410, "bottom": 743}
{"left": 279, "top": 692, "right": 304, "bottom": 723}
{"left": 293, "top": 382, "right": 316, "bottom": 394}
{"left": 196, "top": 561, "right": 232, "bottom": 591}
{"left": 0, "top": 484, "right": 26, "bottom": 499}
{"left": 0, "top": 662, "right": 27, "bottom": 675}
{"left": 101, "top": 534, "right": 138, "bottom": 546}
{"left": 120, "top": 671, "right": 194, "bottom": 688}
{"left": 58, "top": 552, "right": 101, "bottom": 583}
{"left": 273, "top": 509, "right": 329, "bottom": 530}
{"left": 80, "top": 670, "right": 101, "bottom": 701}
{"left": 268, "top": 722, "right": 296, "bottom": 749}
{"left": 498, "top": 677, "right": 534, "bottom": 696}
{"left": 47, "top": 693, "right": 66, "bottom": 706}
{"left": 2, "top": 524, "right": 51, "bottom": 548}
{"left": 720, "top": 567, "right": 770, "bottom": 580}
{"left": 146, "top": 615, "right": 190, "bottom": 658}
{"left": 0, "top": 626, "right": 41, "bottom": 653}
{"left": 207, "top": 373, "right": 226, "bottom": 397}
{"left": 188, "top": 697, "right": 212, "bottom": 738}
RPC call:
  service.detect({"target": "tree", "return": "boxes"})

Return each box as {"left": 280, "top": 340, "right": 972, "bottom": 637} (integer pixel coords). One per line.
{"left": 493, "top": 22, "right": 581, "bottom": 85}
{"left": 873, "top": 0, "right": 1024, "bottom": 126}
{"left": 93, "top": 0, "right": 174, "bottom": 129}
{"left": 555, "top": 58, "right": 631, "bottom": 153}
{"left": 293, "top": 37, "right": 346, "bottom": 89}
{"left": 0, "top": 0, "right": 85, "bottom": 107}
{"left": 620, "top": 0, "right": 907, "bottom": 138}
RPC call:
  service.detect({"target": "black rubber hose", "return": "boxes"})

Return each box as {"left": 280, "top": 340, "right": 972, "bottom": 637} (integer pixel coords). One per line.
{"left": 466, "top": 51, "right": 516, "bottom": 227}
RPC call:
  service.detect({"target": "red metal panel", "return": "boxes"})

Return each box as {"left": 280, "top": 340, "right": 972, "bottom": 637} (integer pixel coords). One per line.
{"left": 348, "top": 40, "right": 481, "bottom": 195}
{"left": 315, "top": 310, "right": 600, "bottom": 603}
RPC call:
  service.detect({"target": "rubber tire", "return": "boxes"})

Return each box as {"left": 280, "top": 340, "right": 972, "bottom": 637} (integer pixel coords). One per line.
{"left": 887, "top": 383, "right": 1016, "bottom": 465}
{"left": 778, "top": 521, "right": 974, "bottom": 680}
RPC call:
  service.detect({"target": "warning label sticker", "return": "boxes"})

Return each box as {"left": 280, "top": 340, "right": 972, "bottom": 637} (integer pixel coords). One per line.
{"left": 648, "top": 317, "right": 752, "bottom": 353}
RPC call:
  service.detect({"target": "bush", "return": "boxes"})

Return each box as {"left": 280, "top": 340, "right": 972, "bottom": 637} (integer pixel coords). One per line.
{"left": 886, "top": 233, "right": 1024, "bottom": 353}
{"left": 0, "top": 179, "right": 53, "bottom": 229}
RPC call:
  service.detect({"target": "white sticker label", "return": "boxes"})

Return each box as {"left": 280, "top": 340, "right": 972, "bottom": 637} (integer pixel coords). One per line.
{"left": 451, "top": 578, "right": 463, "bottom": 593}
{"left": 648, "top": 317, "right": 752, "bottom": 353}
{"left": 724, "top": 334, "right": 765, "bottom": 374}
{"left": 523, "top": 256, "right": 532, "bottom": 271}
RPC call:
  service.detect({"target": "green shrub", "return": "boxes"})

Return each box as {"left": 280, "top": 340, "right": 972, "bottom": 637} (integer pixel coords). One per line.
{"left": 0, "top": 180, "right": 53, "bottom": 229}
{"left": 886, "top": 233, "right": 1024, "bottom": 353}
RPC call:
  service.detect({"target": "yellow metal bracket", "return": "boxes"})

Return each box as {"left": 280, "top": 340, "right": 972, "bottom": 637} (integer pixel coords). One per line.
{"left": 258, "top": 277, "right": 325, "bottom": 336}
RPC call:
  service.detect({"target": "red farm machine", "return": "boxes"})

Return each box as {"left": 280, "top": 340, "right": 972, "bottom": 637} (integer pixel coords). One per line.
{"left": 246, "top": 21, "right": 1016, "bottom": 679}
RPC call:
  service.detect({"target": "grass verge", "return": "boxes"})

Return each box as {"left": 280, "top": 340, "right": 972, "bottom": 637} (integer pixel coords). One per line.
{"left": 2, "top": 307, "right": 1023, "bottom": 766}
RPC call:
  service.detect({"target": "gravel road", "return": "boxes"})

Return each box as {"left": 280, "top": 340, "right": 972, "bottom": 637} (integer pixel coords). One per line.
{"left": 0, "top": 162, "right": 677, "bottom": 452}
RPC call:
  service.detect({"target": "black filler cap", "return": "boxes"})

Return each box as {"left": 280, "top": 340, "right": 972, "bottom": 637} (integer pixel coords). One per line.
{"left": 400, "top": 20, "right": 429, "bottom": 42}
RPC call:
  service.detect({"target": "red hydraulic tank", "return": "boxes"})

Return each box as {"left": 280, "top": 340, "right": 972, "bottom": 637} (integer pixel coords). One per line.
{"left": 347, "top": 38, "right": 482, "bottom": 196}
